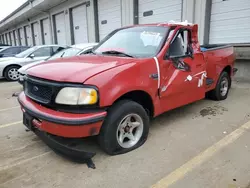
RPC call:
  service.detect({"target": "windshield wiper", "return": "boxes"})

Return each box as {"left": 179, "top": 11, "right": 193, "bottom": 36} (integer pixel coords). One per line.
{"left": 101, "top": 50, "right": 134, "bottom": 58}
{"left": 60, "top": 52, "right": 65, "bottom": 58}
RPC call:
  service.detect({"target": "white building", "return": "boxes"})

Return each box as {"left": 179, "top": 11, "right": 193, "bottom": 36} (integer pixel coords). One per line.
{"left": 0, "top": 0, "right": 249, "bottom": 46}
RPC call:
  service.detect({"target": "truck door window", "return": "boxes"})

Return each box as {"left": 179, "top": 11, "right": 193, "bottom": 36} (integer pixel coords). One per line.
{"left": 168, "top": 30, "right": 190, "bottom": 57}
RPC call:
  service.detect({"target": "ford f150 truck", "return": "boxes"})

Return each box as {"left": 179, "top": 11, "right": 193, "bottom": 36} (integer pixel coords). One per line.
{"left": 18, "top": 22, "right": 236, "bottom": 165}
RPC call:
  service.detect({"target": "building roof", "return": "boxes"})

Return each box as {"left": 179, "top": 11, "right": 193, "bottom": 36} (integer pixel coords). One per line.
{"left": 0, "top": 0, "right": 66, "bottom": 33}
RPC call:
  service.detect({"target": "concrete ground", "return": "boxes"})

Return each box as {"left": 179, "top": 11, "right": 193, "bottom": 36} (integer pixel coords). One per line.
{"left": 0, "top": 78, "right": 250, "bottom": 188}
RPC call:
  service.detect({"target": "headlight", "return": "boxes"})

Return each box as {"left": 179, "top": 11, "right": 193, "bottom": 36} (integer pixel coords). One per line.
{"left": 55, "top": 87, "right": 98, "bottom": 105}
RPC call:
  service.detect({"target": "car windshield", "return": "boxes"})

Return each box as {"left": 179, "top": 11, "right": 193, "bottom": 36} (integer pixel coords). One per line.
{"left": 94, "top": 26, "right": 169, "bottom": 58}
{"left": 47, "top": 47, "right": 82, "bottom": 60}
{"left": 15, "top": 46, "right": 38, "bottom": 58}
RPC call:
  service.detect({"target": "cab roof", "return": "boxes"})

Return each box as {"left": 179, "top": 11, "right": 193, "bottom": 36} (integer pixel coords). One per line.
{"left": 127, "top": 20, "right": 196, "bottom": 28}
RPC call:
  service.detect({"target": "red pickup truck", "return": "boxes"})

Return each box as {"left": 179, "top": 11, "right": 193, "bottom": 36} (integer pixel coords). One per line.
{"left": 18, "top": 22, "right": 236, "bottom": 165}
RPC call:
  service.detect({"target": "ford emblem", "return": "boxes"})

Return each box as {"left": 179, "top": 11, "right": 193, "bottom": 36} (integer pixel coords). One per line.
{"left": 33, "top": 86, "right": 39, "bottom": 92}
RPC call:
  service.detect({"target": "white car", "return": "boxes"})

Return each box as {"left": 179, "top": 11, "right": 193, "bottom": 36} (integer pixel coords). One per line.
{"left": 18, "top": 43, "right": 97, "bottom": 83}
{"left": 0, "top": 45, "right": 66, "bottom": 81}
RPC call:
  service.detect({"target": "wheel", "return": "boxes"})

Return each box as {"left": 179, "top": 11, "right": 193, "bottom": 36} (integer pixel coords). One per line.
{"left": 4, "top": 65, "right": 20, "bottom": 81}
{"left": 207, "top": 71, "right": 231, "bottom": 101}
{"left": 98, "top": 100, "right": 150, "bottom": 155}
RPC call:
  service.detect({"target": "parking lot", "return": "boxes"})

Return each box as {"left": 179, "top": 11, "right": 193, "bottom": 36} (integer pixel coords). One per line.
{"left": 1, "top": 77, "right": 250, "bottom": 188}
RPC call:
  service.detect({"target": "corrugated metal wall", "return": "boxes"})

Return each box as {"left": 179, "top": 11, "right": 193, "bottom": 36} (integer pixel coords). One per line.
{"left": 209, "top": 0, "right": 250, "bottom": 44}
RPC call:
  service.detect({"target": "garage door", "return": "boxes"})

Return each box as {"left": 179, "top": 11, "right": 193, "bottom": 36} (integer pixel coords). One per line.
{"left": 5, "top": 34, "right": 9, "bottom": 45}
{"left": 54, "top": 13, "right": 67, "bottom": 45}
{"left": 32, "top": 22, "right": 40, "bottom": 45}
{"left": 98, "top": 0, "right": 122, "bottom": 40}
{"left": 10, "top": 32, "right": 15, "bottom": 45}
{"left": 41, "top": 18, "right": 52, "bottom": 45}
{"left": 1, "top": 35, "right": 4, "bottom": 44}
{"left": 14, "top": 30, "right": 19, "bottom": 46}
{"left": 18, "top": 28, "right": 26, "bottom": 46}
{"left": 25, "top": 25, "right": 32, "bottom": 46}
{"left": 71, "top": 4, "right": 88, "bottom": 44}
{"left": 209, "top": 0, "right": 250, "bottom": 44}
{"left": 138, "top": 0, "right": 182, "bottom": 24}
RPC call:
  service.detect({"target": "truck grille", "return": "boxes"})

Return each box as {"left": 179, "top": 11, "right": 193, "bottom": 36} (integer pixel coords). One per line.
{"left": 24, "top": 77, "right": 53, "bottom": 104}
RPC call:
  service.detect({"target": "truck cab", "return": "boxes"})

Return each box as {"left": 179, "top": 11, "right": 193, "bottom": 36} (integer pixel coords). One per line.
{"left": 18, "top": 22, "right": 236, "bottom": 164}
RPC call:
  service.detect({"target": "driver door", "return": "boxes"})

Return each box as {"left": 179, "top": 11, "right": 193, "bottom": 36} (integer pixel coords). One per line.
{"left": 159, "top": 29, "right": 206, "bottom": 112}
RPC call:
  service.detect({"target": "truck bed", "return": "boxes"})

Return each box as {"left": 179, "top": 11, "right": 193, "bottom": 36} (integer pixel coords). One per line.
{"left": 200, "top": 44, "right": 232, "bottom": 52}
{"left": 201, "top": 45, "right": 235, "bottom": 92}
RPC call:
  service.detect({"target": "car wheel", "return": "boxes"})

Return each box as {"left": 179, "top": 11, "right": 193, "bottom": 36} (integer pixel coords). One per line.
{"left": 98, "top": 100, "right": 150, "bottom": 155}
{"left": 4, "top": 65, "right": 20, "bottom": 81}
{"left": 207, "top": 71, "right": 231, "bottom": 101}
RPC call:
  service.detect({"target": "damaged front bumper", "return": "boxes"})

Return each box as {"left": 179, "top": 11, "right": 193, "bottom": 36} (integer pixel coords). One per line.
{"left": 33, "top": 126, "right": 96, "bottom": 168}
{"left": 19, "top": 92, "right": 107, "bottom": 168}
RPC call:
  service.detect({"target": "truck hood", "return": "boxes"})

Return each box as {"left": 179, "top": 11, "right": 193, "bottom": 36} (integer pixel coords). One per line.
{"left": 18, "top": 60, "right": 44, "bottom": 74}
{"left": 27, "top": 55, "right": 135, "bottom": 83}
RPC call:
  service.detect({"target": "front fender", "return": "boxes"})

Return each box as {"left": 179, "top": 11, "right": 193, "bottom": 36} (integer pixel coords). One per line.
{"left": 84, "top": 59, "right": 159, "bottom": 108}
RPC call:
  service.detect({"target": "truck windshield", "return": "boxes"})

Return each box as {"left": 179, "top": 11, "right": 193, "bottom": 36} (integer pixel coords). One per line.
{"left": 94, "top": 26, "right": 169, "bottom": 58}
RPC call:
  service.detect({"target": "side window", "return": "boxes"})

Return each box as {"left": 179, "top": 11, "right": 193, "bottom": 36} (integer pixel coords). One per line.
{"left": 33, "top": 47, "right": 52, "bottom": 57}
{"left": 52, "top": 47, "right": 65, "bottom": 55}
{"left": 2, "top": 47, "right": 21, "bottom": 54}
{"left": 168, "top": 30, "right": 190, "bottom": 57}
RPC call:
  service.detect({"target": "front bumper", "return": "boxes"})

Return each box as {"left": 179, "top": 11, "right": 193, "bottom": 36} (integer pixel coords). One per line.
{"left": 18, "top": 92, "right": 107, "bottom": 138}
{"left": 33, "top": 127, "right": 97, "bottom": 168}
{"left": 18, "top": 92, "right": 107, "bottom": 167}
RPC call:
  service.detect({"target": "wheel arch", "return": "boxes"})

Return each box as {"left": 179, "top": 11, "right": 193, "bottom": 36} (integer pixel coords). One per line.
{"left": 3, "top": 64, "right": 21, "bottom": 77}
{"left": 222, "top": 65, "right": 232, "bottom": 87}
{"left": 111, "top": 90, "right": 155, "bottom": 118}
{"left": 222, "top": 65, "right": 232, "bottom": 76}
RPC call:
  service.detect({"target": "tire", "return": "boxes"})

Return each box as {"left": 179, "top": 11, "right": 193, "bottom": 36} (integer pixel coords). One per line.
{"left": 4, "top": 65, "right": 21, "bottom": 81}
{"left": 207, "top": 71, "right": 231, "bottom": 101}
{"left": 98, "top": 100, "right": 150, "bottom": 155}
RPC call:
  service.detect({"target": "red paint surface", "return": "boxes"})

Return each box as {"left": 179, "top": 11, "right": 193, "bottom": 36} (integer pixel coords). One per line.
{"left": 19, "top": 92, "right": 107, "bottom": 121}
{"left": 20, "top": 23, "right": 235, "bottom": 138}
{"left": 33, "top": 119, "right": 103, "bottom": 138}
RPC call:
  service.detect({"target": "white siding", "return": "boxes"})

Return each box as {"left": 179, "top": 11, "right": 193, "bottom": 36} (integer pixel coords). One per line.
{"left": 71, "top": 4, "right": 88, "bottom": 44}
{"left": 5, "top": 34, "right": 9, "bottom": 45}
{"left": 32, "top": 22, "right": 40, "bottom": 45}
{"left": 41, "top": 18, "right": 52, "bottom": 45}
{"left": 25, "top": 25, "right": 32, "bottom": 46}
{"left": 10, "top": 32, "right": 14, "bottom": 45}
{"left": 138, "top": 0, "right": 182, "bottom": 24}
{"left": 98, "top": 0, "right": 122, "bottom": 40}
{"left": 54, "top": 12, "right": 67, "bottom": 45}
{"left": 209, "top": 0, "right": 250, "bottom": 44}
{"left": 0, "top": 35, "right": 2, "bottom": 44}
{"left": 14, "top": 30, "right": 19, "bottom": 45}
{"left": 19, "top": 27, "right": 26, "bottom": 46}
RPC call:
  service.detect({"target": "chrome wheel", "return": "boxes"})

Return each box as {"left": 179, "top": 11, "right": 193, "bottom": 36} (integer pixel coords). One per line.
{"left": 220, "top": 77, "right": 229, "bottom": 97}
{"left": 8, "top": 68, "right": 19, "bottom": 81}
{"left": 116, "top": 114, "right": 144, "bottom": 149}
